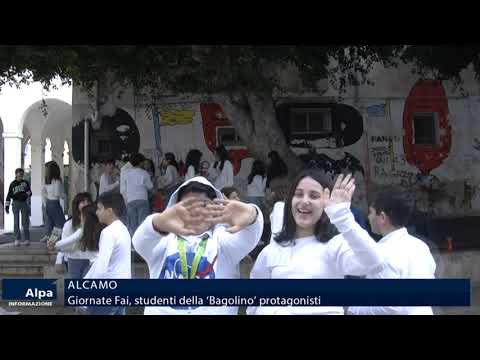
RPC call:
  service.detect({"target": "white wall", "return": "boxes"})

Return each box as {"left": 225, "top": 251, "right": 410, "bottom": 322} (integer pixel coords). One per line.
{"left": 71, "top": 63, "right": 480, "bottom": 218}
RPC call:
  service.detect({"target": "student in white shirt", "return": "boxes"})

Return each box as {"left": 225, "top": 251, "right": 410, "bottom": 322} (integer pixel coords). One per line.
{"left": 142, "top": 158, "right": 157, "bottom": 189}
{"left": 248, "top": 170, "right": 387, "bottom": 315}
{"left": 119, "top": 155, "right": 133, "bottom": 204}
{"left": 41, "top": 161, "right": 66, "bottom": 242}
{"left": 52, "top": 192, "right": 93, "bottom": 276}
{"left": 99, "top": 158, "right": 120, "bottom": 196}
{"left": 50, "top": 204, "right": 102, "bottom": 277}
{"left": 125, "top": 153, "right": 154, "bottom": 235}
{"left": 132, "top": 176, "right": 263, "bottom": 315}
{"left": 84, "top": 192, "right": 132, "bottom": 315}
{"left": 209, "top": 145, "right": 234, "bottom": 191}
{"left": 184, "top": 149, "right": 203, "bottom": 181}
{"left": 158, "top": 153, "right": 180, "bottom": 201}
{"left": 245, "top": 160, "right": 267, "bottom": 209}
{"left": 347, "top": 187, "right": 436, "bottom": 315}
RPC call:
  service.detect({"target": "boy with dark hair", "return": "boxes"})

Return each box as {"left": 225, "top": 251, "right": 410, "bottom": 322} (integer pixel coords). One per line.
{"left": 84, "top": 191, "right": 131, "bottom": 315}
{"left": 221, "top": 186, "right": 241, "bottom": 201}
{"left": 133, "top": 176, "right": 263, "bottom": 315}
{"left": 347, "top": 186, "right": 436, "bottom": 315}
{"left": 5, "top": 168, "right": 32, "bottom": 246}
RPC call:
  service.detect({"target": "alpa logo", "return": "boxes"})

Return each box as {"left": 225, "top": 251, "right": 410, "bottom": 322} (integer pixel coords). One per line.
{"left": 25, "top": 288, "right": 54, "bottom": 300}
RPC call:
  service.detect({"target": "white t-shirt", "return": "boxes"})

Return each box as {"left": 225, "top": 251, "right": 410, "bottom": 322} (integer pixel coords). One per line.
{"left": 269, "top": 201, "right": 285, "bottom": 243}
{"left": 249, "top": 202, "right": 436, "bottom": 315}
{"left": 348, "top": 227, "right": 436, "bottom": 315}
{"left": 42, "top": 179, "right": 65, "bottom": 202}
{"left": 248, "top": 202, "right": 386, "bottom": 315}
{"left": 99, "top": 173, "right": 120, "bottom": 195}
{"left": 246, "top": 175, "right": 267, "bottom": 197}
{"left": 158, "top": 165, "right": 179, "bottom": 189}
{"left": 124, "top": 167, "right": 154, "bottom": 203}
{"left": 210, "top": 160, "right": 234, "bottom": 191}
{"left": 184, "top": 165, "right": 196, "bottom": 181}
{"left": 84, "top": 220, "right": 132, "bottom": 279}
{"left": 120, "top": 162, "right": 133, "bottom": 203}
{"left": 55, "top": 219, "right": 98, "bottom": 261}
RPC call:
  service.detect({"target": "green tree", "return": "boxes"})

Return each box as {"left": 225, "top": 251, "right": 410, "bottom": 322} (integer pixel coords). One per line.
{"left": 1, "top": 45, "right": 477, "bottom": 172}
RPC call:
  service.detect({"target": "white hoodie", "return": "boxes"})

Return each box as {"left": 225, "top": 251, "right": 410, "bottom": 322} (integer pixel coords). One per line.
{"left": 132, "top": 176, "right": 264, "bottom": 315}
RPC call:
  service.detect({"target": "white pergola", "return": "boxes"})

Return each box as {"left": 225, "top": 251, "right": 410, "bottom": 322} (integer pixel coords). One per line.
{"left": 0, "top": 80, "right": 72, "bottom": 231}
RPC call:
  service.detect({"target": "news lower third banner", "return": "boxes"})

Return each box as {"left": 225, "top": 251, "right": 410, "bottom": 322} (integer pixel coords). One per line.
{"left": 67, "top": 279, "right": 469, "bottom": 307}
{"left": 2, "top": 279, "right": 470, "bottom": 307}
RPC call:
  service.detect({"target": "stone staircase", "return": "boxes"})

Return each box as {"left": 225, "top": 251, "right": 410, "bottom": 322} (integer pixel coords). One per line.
{"left": 0, "top": 242, "right": 148, "bottom": 314}
{"left": 0, "top": 243, "right": 57, "bottom": 278}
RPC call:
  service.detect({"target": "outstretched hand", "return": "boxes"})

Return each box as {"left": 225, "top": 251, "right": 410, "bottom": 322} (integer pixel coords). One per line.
{"left": 153, "top": 197, "right": 215, "bottom": 236}
{"left": 322, "top": 173, "right": 356, "bottom": 207}
{"left": 153, "top": 198, "right": 258, "bottom": 236}
{"left": 205, "top": 199, "right": 257, "bottom": 233}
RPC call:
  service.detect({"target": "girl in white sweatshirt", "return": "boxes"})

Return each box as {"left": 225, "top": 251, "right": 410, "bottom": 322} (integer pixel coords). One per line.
{"left": 248, "top": 170, "right": 385, "bottom": 315}
{"left": 41, "top": 161, "right": 66, "bottom": 241}
{"left": 184, "top": 149, "right": 203, "bottom": 181}
{"left": 209, "top": 145, "right": 234, "bottom": 191}
{"left": 245, "top": 160, "right": 267, "bottom": 209}
{"left": 52, "top": 192, "right": 93, "bottom": 277}
{"left": 132, "top": 176, "right": 263, "bottom": 315}
{"left": 49, "top": 203, "right": 102, "bottom": 278}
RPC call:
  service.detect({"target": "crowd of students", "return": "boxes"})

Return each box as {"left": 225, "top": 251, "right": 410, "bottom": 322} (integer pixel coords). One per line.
{"left": 4, "top": 147, "right": 437, "bottom": 316}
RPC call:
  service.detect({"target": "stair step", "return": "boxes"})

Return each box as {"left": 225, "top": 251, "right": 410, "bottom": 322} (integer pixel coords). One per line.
{"left": 0, "top": 248, "right": 52, "bottom": 255}
{"left": 0, "top": 266, "right": 44, "bottom": 276}
{"left": 0, "top": 254, "right": 55, "bottom": 263}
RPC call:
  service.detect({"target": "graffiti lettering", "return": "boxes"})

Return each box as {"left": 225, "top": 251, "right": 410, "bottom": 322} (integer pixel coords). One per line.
{"left": 370, "top": 135, "right": 401, "bottom": 143}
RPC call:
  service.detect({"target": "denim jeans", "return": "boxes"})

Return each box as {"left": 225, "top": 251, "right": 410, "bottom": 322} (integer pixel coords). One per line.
{"left": 127, "top": 199, "right": 150, "bottom": 236}
{"left": 45, "top": 199, "right": 66, "bottom": 236}
{"left": 12, "top": 200, "right": 30, "bottom": 241}
{"left": 68, "top": 258, "right": 91, "bottom": 279}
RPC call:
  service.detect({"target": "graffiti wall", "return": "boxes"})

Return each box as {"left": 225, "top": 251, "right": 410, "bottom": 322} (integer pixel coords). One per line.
{"left": 364, "top": 84, "right": 480, "bottom": 217}
{"left": 72, "top": 79, "right": 480, "bottom": 218}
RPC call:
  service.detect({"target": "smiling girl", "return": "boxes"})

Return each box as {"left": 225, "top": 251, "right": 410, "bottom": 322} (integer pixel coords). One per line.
{"left": 248, "top": 169, "right": 385, "bottom": 315}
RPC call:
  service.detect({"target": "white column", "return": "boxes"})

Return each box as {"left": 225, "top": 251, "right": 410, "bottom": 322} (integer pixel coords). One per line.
{"left": 3, "top": 131, "right": 23, "bottom": 232}
{"left": 30, "top": 136, "right": 45, "bottom": 227}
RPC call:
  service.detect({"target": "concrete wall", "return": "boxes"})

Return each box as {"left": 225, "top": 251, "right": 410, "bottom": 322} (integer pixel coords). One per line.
{"left": 437, "top": 251, "right": 480, "bottom": 285}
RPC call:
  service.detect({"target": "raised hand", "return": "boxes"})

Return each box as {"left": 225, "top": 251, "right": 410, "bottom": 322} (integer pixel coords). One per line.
{"left": 152, "top": 197, "right": 214, "bottom": 236}
{"left": 205, "top": 199, "right": 257, "bottom": 233}
{"left": 322, "top": 173, "right": 356, "bottom": 207}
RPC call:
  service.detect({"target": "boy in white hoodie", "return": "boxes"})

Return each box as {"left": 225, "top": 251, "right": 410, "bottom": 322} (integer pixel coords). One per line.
{"left": 132, "top": 176, "right": 264, "bottom": 315}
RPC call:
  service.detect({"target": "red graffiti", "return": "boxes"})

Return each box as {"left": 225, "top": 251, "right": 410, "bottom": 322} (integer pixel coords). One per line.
{"left": 403, "top": 80, "right": 452, "bottom": 174}
{"left": 199, "top": 103, "right": 250, "bottom": 175}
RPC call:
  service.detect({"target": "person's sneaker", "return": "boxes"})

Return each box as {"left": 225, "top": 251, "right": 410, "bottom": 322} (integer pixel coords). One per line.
{"left": 20, "top": 241, "right": 30, "bottom": 246}
{"left": 39, "top": 235, "right": 49, "bottom": 243}
{"left": 14, "top": 240, "right": 21, "bottom": 247}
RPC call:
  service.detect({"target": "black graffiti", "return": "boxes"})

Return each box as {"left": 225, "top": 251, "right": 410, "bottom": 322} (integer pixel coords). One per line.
{"left": 300, "top": 151, "right": 365, "bottom": 177}
{"left": 370, "top": 135, "right": 401, "bottom": 143}
{"left": 72, "top": 108, "right": 140, "bottom": 164}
